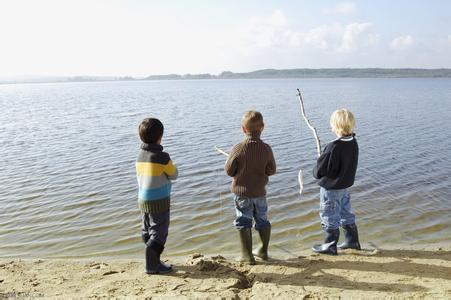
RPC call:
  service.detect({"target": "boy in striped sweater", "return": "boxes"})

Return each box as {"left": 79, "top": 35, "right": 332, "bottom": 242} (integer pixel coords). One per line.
{"left": 136, "top": 118, "right": 178, "bottom": 274}
{"left": 225, "top": 111, "right": 277, "bottom": 264}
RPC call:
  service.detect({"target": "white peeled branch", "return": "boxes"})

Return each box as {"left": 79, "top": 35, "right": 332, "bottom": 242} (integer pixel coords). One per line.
{"left": 214, "top": 145, "right": 229, "bottom": 157}
{"left": 296, "top": 88, "right": 321, "bottom": 195}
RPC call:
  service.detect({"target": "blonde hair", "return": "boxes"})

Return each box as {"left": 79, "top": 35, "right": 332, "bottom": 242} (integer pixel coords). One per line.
{"left": 330, "top": 109, "right": 355, "bottom": 136}
{"left": 242, "top": 111, "right": 264, "bottom": 133}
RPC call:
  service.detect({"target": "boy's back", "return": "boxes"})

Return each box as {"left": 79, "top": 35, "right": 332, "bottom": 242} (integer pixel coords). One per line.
{"left": 313, "top": 135, "right": 358, "bottom": 190}
{"left": 224, "top": 111, "right": 276, "bottom": 265}
{"left": 311, "top": 109, "right": 361, "bottom": 256}
{"left": 136, "top": 143, "right": 177, "bottom": 213}
{"left": 225, "top": 132, "right": 276, "bottom": 197}
{"left": 136, "top": 118, "right": 177, "bottom": 275}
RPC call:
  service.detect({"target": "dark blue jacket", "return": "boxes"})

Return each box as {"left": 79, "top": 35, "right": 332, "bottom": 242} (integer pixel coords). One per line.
{"left": 313, "top": 134, "right": 358, "bottom": 189}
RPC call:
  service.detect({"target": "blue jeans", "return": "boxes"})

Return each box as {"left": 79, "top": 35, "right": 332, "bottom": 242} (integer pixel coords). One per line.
{"left": 319, "top": 187, "right": 356, "bottom": 230}
{"left": 233, "top": 195, "right": 271, "bottom": 230}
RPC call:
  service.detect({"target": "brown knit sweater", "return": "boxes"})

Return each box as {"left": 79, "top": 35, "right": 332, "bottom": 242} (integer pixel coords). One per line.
{"left": 225, "top": 132, "right": 276, "bottom": 197}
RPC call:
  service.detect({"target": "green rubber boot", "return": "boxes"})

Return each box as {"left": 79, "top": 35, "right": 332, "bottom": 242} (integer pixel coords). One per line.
{"left": 238, "top": 228, "right": 256, "bottom": 265}
{"left": 254, "top": 226, "right": 271, "bottom": 261}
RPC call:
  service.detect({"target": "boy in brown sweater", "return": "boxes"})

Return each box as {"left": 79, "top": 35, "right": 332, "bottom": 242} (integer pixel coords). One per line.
{"left": 225, "top": 111, "right": 276, "bottom": 264}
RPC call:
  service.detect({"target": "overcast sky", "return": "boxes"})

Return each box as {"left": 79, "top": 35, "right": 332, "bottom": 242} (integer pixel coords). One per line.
{"left": 1, "top": 0, "right": 450, "bottom": 77}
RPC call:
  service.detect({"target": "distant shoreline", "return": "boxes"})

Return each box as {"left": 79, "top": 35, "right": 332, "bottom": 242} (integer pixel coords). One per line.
{"left": 2, "top": 68, "right": 451, "bottom": 85}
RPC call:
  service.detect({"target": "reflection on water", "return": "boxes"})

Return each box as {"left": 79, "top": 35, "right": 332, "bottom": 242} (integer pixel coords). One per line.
{"left": 0, "top": 78, "right": 450, "bottom": 259}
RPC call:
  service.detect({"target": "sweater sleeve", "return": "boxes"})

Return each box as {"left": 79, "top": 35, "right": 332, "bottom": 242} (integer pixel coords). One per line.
{"left": 225, "top": 144, "right": 240, "bottom": 177}
{"left": 266, "top": 146, "right": 276, "bottom": 176}
{"left": 313, "top": 151, "right": 330, "bottom": 179}
{"left": 164, "top": 159, "right": 178, "bottom": 180}
{"left": 313, "top": 144, "right": 340, "bottom": 179}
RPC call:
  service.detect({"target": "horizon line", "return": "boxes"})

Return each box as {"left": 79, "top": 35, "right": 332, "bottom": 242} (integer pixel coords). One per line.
{"left": 2, "top": 67, "right": 451, "bottom": 84}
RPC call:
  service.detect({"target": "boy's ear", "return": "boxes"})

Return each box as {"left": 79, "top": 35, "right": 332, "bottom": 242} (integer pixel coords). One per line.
{"left": 242, "top": 125, "right": 248, "bottom": 133}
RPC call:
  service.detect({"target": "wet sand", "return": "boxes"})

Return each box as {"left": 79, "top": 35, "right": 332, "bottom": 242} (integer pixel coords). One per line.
{"left": 1, "top": 247, "right": 450, "bottom": 299}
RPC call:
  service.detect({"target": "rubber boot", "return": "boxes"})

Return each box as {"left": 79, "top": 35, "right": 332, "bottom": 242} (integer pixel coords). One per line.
{"left": 312, "top": 228, "right": 340, "bottom": 255}
{"left": 145, "top": 245, "right": 159, "bottom": 274}
{"left": 157, "top": 246, "right": 173, "bottom": 274}
{"left": 145, "top": 242, "right": 173, "bottom": 274}
{"left": 238, "top": 228, "right": 256, "bottom": 265}
{"left": 254, "top": 226, "right": 271, "bottom": 261}
{"left": 338, "top": 223, "right": 361, "bottom": 250}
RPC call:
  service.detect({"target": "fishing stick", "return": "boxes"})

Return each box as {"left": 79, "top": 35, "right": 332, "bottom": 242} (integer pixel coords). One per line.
{"left": 214, "top": 145, "right": 229, "bottom": 157}
{"left": 214, "top": 146, "right": 229, "bottom": 223}
{"left": 296, "top": 89, "right": 321, "bottom": 195}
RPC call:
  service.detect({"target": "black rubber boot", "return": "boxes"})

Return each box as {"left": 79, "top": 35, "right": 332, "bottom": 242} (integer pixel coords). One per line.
{"left": 238, "top": 228, "right": 256, "bottom": 265}
{"left": 156, "top": 245, "right": 173, "bottom": 274}
{"left": 338, "top": 223, "right": 361, "bottom": 250}
{"left": 145, "top": 245, "right": 159, "bottom": 274}
{"left": 145, "top": 241, "right": 173, "bottom": 274}
{"left": 254, "top": 226, "right": 271, "bottom": 261}
{"left": 312, "top": 228, "right": 340, "bottom": 255}
{"left": 141, "top": 232, "right": 150, "bottom": 244}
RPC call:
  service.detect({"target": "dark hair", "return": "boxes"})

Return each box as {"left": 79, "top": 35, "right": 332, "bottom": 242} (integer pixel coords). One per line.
{"left": 139, "top": 118, "right": 164, "bottom": 144}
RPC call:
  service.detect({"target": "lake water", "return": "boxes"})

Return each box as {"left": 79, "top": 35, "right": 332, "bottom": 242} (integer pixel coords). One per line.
{"left": 1, "top": 78, "right": 450, "bottom": 259}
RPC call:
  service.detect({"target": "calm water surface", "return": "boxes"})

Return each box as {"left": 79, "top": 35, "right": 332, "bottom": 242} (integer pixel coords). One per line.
{"left": 0, "top": 78, "right": 450, "bottom": 259}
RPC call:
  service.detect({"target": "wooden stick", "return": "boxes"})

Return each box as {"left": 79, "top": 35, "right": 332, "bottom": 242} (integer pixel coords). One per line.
{"left": 214, "top": 145, "right": 229, "bottom": 157}
{"left": 296, "top": 89, "right": 321, "bottom": 195}
{"left": 297, "top": 89, "right": 321, "bottom": 157}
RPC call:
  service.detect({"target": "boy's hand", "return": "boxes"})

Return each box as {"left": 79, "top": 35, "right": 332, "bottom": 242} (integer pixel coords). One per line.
{"left": 165, "top": 160, "right": 178, "bottom": 180}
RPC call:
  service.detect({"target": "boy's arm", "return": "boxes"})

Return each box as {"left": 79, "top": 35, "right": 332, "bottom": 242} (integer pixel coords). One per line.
{"left": 266, "top": 147, "right": 276, "bottom": 176}
{"left": 313, "top": 144, "right": 339, "bottom": 179}
{"left": 164, "top": 159, "right": 178, "bottom": 180}
{"left": 313, "top": 151, "right": 329, "bottom": 179}
{"left": 224, "top": 145, "right": 240, "bottom": 177}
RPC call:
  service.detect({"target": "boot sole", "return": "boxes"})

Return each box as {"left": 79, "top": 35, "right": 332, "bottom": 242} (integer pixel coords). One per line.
{"left": 312, "top": 251, "right": 338, "bottom": 256}
{"left": 312, "top": 244, "right": 338, "bottom": 255}
{"left": 338, "top": 243, "right": 361, "bottom": 250}
{"left": 238, "top": 258, "right": 256, "bottom": 265}
{"left": 145, "top": 269, "right": 173, "bottom": 275}
{"left": 338, "top": 247, "right": 361, "bottom": 250}
{"left": 253, "top": 253, "right": 269, "bottom": 261}
{"left": 145, "top": 267, "right": 174, "bottom": 275}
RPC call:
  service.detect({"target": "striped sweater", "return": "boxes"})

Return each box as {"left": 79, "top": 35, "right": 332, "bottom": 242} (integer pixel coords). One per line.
{"left": 225, "top": 132, "right": 276, "bottom": 197}
{"left": 136, "top": 143, "right": 178, "bottom": 214}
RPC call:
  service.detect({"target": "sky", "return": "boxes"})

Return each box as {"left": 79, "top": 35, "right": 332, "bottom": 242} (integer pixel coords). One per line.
{"left": 0, "top": 0, "right": 450, "bottom": 77}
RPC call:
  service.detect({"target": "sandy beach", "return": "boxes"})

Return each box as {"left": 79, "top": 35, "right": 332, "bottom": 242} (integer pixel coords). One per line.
{"left": 1, "top": 247, "right": 450, "bottom": 299}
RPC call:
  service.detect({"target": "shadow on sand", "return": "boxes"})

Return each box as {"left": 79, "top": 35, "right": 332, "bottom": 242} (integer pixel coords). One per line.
{"left": 167, "top": 248, "right": 451, "bottom": 293}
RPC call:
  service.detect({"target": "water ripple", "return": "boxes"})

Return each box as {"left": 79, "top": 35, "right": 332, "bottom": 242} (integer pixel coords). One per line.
{"left": 1, "top": 78, "right": 450, "bottom": 259}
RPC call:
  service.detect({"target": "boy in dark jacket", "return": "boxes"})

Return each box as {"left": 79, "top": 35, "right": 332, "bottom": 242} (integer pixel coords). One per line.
{"left": 312, "top": 109, "right": 361, "bottom": 255}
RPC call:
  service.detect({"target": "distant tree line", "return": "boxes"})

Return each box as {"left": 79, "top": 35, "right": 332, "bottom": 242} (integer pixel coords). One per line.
{"left": 2, "top": 68, "right": 451, "bottom": 85}
{"left": 145, "top": 68, "right": 451, "bottom": 80}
